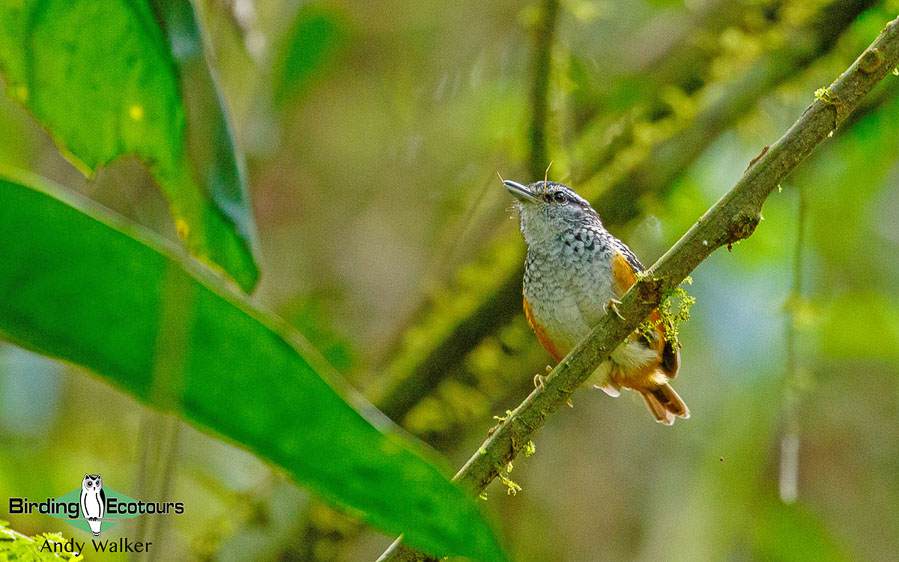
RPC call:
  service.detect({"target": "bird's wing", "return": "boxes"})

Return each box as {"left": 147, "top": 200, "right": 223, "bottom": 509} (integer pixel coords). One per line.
{"left": 615, "top": 239, "right": 645, "bottom": 272}
{"left": 523, "top": 295, "right": 564, "bottom": 361}
{"left": 611, "top": 245, "right": 671, "bottom": 358}
{"left": 610, "top": 249, "right": 640, "bottom": 297}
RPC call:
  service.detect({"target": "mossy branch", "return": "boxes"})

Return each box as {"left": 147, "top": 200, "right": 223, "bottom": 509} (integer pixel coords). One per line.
{"left": 577, "top": 0, "right": 878, "bottom": 224}
{"left": 378, "top": 15, "right": 899, "bottom": 562}
{"left": 371, "top": 0, "right": 873, "bottom": 429}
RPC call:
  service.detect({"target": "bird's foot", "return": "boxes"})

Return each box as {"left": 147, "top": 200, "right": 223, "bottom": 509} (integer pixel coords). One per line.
{"left": 534, "top": 365, "right": 554, "bottom": 390}
{"left": 605, "top": 298, "right": 624, "bottom": 320}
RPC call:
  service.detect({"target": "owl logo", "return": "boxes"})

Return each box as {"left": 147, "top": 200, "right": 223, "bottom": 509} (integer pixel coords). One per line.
{"left": 80, "top": 474, "right": 106, "bottom": 537}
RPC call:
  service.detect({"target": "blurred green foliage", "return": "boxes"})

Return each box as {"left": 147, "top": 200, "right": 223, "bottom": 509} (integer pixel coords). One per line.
{"left": 275, "top": 4, "right": 348, "bottom": 106}
{"left": 0, "top": 172, "right": 502, "bottom": 560}
{"left": 1, "top": 0, "right": 898, "bottom": 560}
{"left": 0, "top": 0, "right": 259, "bottom": 290}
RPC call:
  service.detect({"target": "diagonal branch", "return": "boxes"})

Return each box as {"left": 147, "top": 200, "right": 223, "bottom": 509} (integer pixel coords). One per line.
{"left": 575, "top": 0, "right": 880, "bottom": 223}
{"left": 370, "top": 0, "right": 876, "bottom": 427}
{"left": 378, "top": 14, "right": 899, "bottom": 562}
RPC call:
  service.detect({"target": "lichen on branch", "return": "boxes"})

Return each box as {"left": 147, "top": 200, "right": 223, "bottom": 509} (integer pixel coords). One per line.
{"left": 639, "top": 277, "right": 695, "bottom": 348}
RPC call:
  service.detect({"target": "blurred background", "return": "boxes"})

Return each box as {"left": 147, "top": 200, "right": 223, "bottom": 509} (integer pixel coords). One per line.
{"left": 2, "top": 0, "right": 899, "bottom": 559}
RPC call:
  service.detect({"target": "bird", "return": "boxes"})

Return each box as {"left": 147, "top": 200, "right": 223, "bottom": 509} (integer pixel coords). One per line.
{"left": 80, "top": 474, "right": 106, "bottom": 537}
{"left": 504, "top": 179, "right": 689, "bottom": 425}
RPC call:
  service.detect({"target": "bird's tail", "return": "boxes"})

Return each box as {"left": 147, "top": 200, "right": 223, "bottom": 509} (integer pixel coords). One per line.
{"left": 641, "top": 383, "right": 690, "bottom": 426}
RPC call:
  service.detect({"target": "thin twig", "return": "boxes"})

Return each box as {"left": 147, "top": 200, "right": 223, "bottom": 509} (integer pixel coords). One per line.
{"left": 527, "top": 0, "right": 560, "bottom": 181}
{"left": 145, "top": 417, "right": 182, "bottom": 562}
{"left": 378, "top": 15, "right": 899, "bottom": 561}
{"left": 134, "top": 262, "right": 194, "bottom": 560}
{"left": 779, "top": 185, "right": 808, "bottom": 503}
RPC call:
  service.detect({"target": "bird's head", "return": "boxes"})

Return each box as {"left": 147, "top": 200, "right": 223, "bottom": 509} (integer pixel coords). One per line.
{"left": 504, "top": 180, "right": 599, "bottom": 246}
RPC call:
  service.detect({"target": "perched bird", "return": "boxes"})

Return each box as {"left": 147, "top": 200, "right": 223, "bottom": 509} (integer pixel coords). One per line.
{"left": 505, "top": 179, "right": 689, "bottom": 425}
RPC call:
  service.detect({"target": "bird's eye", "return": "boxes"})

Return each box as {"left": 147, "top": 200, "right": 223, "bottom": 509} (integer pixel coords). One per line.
{"left": 552, "top": 192, "right": 567, "bottom": 204}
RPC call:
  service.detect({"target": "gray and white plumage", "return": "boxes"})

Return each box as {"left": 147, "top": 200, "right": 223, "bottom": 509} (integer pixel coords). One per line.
{"left": 506, "top": 180, "right": 689, "bottom": 424}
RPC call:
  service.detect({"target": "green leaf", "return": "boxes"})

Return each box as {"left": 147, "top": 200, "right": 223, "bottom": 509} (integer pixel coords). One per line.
{"left": 0, "top": 170, "right": 505, "bottom": 562}
{"left": 275, "top": 4, "right": 348, "bottom": 106}
{"left": 0, "top": 0, "right": 259, "bottom": 292}
{"left": 281, "top": 292, "right": 356, "bottom": 373}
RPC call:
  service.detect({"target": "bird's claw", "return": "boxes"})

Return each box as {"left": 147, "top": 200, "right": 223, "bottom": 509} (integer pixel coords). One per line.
{"left": 605, "top": 298, "right": 624, "bottom": 320}
{"left": 535, "top": 365, "right": 555, "bottom": 390}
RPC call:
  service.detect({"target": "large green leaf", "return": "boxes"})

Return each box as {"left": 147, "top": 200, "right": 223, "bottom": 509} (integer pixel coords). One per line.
{"left": 0, "top": 0, "right": 259, "bottom": 292}
{"left": 0, "top": 170, "right": 504, "bottom": 562}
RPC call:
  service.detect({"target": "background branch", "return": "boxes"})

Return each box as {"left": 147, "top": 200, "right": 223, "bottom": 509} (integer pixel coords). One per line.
{"left": 527, "top": 0, "right": 560, "bottom": 180}
{"left": 576, "top": 0, "right": 878, "bottom": 222}
{"left": 379, "top": 14, "right": 899, "bottom": 561}
{"left": 779, "top": 183, "right": 808, "bottom": 503}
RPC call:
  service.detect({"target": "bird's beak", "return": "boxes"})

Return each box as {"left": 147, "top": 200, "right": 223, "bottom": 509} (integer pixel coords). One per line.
{"left": 504, "top": 180, "right": 539, "bottom": 204}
